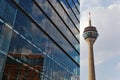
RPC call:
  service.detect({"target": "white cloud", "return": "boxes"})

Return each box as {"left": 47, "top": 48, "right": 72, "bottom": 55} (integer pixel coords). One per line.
{"left": 116, "top": 62, "right": 120, "bottom": 71}
{"left": 80, "top": 0, "right": 100, "bottom": 11}
{"left": 81, "top": 0, "right": 120, "bottom": 11}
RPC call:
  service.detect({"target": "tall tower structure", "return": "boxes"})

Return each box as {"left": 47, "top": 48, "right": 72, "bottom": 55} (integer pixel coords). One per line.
{"left": 83, "top": 12, "right": 98, "bottom": 80}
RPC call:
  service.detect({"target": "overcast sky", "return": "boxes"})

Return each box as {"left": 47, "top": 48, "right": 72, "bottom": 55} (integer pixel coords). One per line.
{"left": 80, "top": 0, "right": 120, "bottom": 80}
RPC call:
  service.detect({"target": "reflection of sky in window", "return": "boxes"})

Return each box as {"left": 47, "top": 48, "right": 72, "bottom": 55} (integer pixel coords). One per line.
{"left": 73, "top": 0, "right": 80, "bottom": 4}
{"left": 60, "top": 0, "right": 69, "bottom": 8}
{"left": 60, "top": 0, "right": 79, "bottom": 8}
{"left": 68, "top": 0, "right": 74, "bottom": 6}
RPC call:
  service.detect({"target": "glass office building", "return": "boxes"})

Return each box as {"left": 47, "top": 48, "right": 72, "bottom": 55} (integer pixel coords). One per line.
{"left": 0, "top": 0, "right": 80, "bottom": 80}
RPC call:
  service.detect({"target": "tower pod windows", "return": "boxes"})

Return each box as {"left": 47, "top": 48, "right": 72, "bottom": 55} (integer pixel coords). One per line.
{"left": 83, "top": 31, "right": 98, "bottom": 39}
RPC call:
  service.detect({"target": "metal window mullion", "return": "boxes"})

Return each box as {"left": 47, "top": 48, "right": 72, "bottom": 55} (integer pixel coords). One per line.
{"left": 66, "top": 0, "right": 80, "bottom": 23}
{"left": 58, "top": 0, "right": 80, "bottom": 33}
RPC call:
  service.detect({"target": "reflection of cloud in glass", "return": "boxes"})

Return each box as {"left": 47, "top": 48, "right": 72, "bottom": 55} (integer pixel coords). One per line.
{"left": 60, "top": 1, "right": 69, "bottom": 14}
{"left": 31, "top": 0, "right": 80, "bottom": 63}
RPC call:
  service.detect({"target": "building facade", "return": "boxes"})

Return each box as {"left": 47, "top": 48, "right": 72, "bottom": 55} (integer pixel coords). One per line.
{"left": 0, "top": 0, "right": 80, "bottom": 80}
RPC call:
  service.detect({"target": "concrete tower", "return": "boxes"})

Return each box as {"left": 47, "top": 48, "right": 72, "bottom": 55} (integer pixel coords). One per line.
{"left": 83, "top": 12, "right": 98, "bottom": 80}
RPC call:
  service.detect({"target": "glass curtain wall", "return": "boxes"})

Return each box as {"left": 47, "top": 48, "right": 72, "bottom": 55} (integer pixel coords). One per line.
{"left": 0, "top": 0, "right": 80, "bottom": 80}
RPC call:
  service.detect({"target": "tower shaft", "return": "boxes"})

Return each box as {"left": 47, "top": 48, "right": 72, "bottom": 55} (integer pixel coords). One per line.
{"left": 86, "top": 38, "right": 96, "bottom": 80}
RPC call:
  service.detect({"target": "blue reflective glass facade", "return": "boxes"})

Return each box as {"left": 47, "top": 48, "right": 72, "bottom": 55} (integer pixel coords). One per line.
{"left": 0, "top": 0, "right": 80, "bottom": 80}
